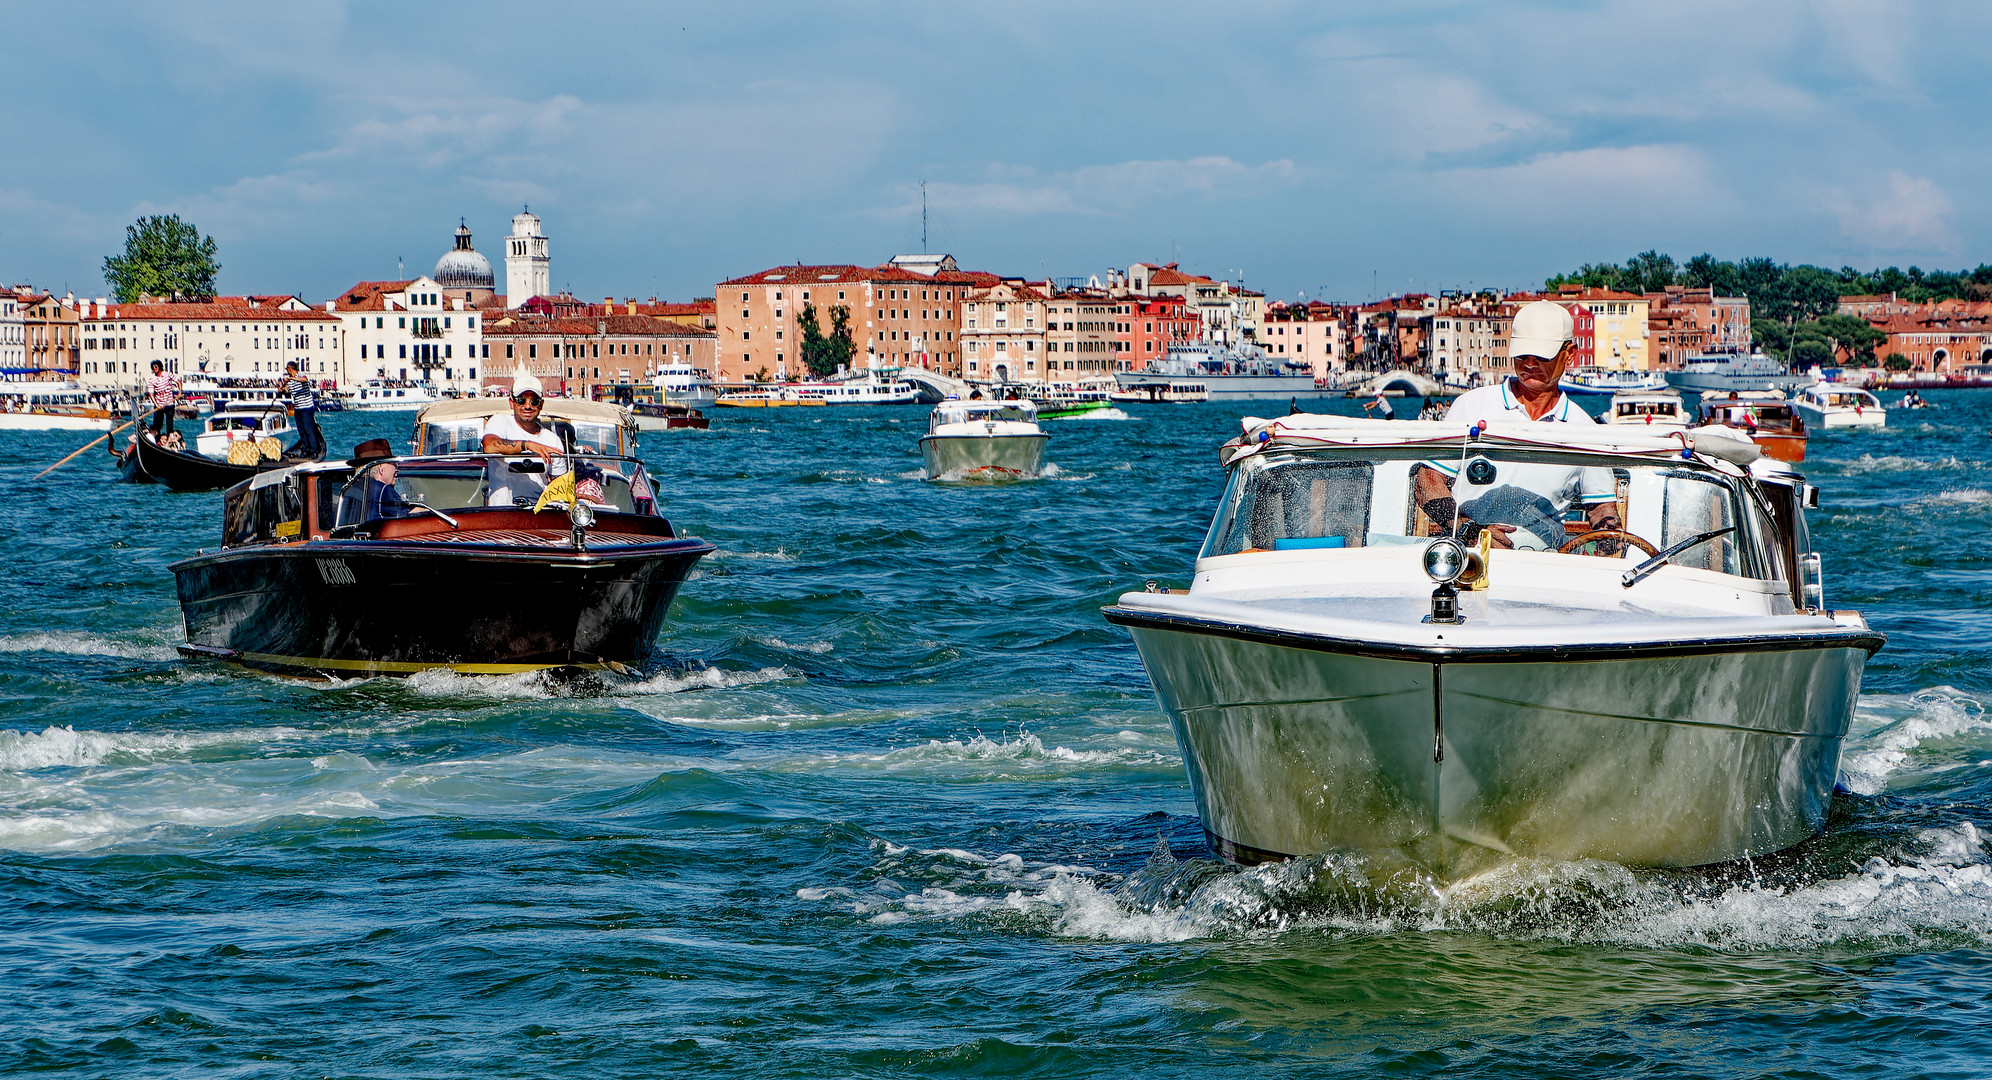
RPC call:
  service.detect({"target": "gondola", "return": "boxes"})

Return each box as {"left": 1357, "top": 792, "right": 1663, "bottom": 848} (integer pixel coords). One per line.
{"left": 118, "top": 428, "right": 321, "bottom": 491}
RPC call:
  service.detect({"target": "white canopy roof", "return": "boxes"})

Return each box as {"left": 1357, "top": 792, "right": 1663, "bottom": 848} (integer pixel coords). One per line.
{"left": 1229, "top": 415, "right": 1762, "bottom": 469}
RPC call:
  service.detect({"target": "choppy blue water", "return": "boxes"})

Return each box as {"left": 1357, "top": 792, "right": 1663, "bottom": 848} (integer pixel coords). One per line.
{"left": 1, "top": 396, "right": 1989, "bottom": 1078}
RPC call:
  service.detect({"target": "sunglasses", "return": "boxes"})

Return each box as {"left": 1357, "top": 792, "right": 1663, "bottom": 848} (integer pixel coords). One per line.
{"left": 513, "top": 393, "right": 543, "bottom": 405}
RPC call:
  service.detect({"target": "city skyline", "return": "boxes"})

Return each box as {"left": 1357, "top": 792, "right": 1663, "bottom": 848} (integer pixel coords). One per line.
{"left": 4, "top": 1, "right": 1989, "bottom": 304}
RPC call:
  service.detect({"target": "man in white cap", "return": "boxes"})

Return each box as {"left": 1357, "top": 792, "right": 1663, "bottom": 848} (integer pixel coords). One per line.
{"left": 1445, "top": 299, "right": 1593, "bottom": 425}
{"left": 1414, "top": 300, "right": 1620, "bottom": 549}
{"left": 481, "top": 372, "right": 567, "bottom": 506}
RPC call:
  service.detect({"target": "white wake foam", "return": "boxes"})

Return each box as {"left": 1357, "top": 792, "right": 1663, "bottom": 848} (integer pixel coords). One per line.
{"left": 0, "top": 632, "right": 178, "bottom": 662}
{"left": 1840, "top": 687, "right": 1991, "bottom": 795}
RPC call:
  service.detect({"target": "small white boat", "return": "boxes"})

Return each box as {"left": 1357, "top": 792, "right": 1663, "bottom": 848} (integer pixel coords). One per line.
{"left": 1034, "top": 383, "right": 1116, "bottom": 419}
{"left": 1791, "top": 383, "right": 1886, "bottom": 430}
{"left": 1558, "top": 366, "right": 1669, "bottom": 395}
{"left": 786, "top": 369, "right": 922, "bottom": 405}
{"left": 1104, "top": 414, "right": 1880, "bottom": 880}
{"left": 340, "top": 379, "right": 440, "bottom": 411}
{"left": 919, "top": 399, "right": 1048, "bottom": 479}
{"left": 0, "top": 382, "right": 116, "bottom": 431}
{"left": 1109, "top": 380, "right": 1208, "bottom": 404}
{"left": 1604, "top": 389, "right": 1688, "bottom": 431}
{"left": 193, "top": 406, "right": 297, "bottom": 461}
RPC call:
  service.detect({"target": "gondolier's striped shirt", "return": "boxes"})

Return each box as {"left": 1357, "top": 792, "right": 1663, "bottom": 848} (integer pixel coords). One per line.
{"left": 146, "top": 373, "right": 177, "bottom": 407}
{"left": 281, "top": 375, "right": 316, "bottom": 410}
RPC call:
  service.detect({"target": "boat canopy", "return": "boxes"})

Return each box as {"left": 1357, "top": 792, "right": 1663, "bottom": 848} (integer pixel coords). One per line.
{"left": 414, "top": 397, "right": 636, "bottom": 456}
{"left": 1225, "top": 415, "right": 1760, "bottom": 468}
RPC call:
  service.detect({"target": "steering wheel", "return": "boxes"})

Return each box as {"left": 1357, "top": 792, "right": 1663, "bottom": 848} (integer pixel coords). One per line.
{"left": 1558, "top": 529, "right": 1660, "bottom": 557}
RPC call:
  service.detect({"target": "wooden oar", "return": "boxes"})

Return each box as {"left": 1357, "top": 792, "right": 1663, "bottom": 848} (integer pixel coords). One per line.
{"left": 32, "top": 403, "right": 163, "bottom": 480}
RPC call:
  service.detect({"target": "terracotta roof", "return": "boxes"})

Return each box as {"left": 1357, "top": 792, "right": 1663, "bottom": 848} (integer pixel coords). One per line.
{"left": 95, "top": 301, "right": 337, "bottom": 323}
{"left": 718, "top": 263, "right": 1004, "bottom": 288}
{"left": 332, "top": 280, "right": 418, "bottom": 311}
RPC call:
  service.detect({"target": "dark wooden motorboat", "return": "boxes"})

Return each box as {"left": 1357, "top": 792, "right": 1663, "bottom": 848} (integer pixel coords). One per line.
{"left": 171, "top": 450, "right": 713, "bottom": 677}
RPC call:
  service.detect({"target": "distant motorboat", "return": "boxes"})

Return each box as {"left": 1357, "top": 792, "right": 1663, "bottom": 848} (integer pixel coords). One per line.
{"left": 785, "top": 368, "right": 923, "bottom": 405}
{"left": 1559, "top": 366, "right": 1669, "bottom": 395}
{"left": 919, "top": 398, "right": 1047, "bottom": 479}
{"left": 714, "top": 387, "right": 826, "bottom": 408}
{"left": 1604, "top": 389, "right": 1688, "bottom": 431}
{"left": 1695, "top": 391, "right": 1807, "bottom": 462}
{"left": 1791, "top": 383, "right": 1886, "bottom": 430}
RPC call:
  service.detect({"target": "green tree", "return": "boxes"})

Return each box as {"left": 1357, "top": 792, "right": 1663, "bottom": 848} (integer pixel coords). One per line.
{"left": 1751, "top": 319, "right": 1792, "bottom": 359}
{"left": 1883, "top": 352, "right": 1911, "bottom": 371}
{"left": 102, "top": 214, "right": 220, "bottom": 302}
{"left": 826, "top": 305, "right": 857, "bottom": 371}
{"left": 798, "top": 303, "right": 835, "bottom": 378}
{"left": 1813, "top": 313, "right": 1886, "bottom": 364}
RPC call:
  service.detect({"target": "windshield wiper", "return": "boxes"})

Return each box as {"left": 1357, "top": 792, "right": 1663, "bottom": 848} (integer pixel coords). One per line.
{"left": 405, "top": 502, "right": 460, "bottom": 529}
{"left": 1621, "top": 526, "right": 1737, "bottom": 588}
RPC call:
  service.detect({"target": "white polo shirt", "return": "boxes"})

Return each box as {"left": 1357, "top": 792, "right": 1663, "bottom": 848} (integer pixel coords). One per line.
{"left": 482, "top": 413, "right": 567, "bottom": 506}
{"left": 1444, "top": 378, "right": 1594, "bottom": 426}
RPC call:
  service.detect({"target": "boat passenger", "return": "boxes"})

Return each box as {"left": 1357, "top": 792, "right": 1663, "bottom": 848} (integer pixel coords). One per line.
{"left": 480, "top": 375, "right": 567, "bottom": 507}
{"left": 1415, "top": 301, "right": 1620, "bottom": 550}
{"left": 344, "top": 439, "right": 409, "bottom": 520}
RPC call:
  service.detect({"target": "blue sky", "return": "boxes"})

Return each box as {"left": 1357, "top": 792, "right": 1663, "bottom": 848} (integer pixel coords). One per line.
{"left": 3, "top": 1, "right": 1987, "bottom": 304}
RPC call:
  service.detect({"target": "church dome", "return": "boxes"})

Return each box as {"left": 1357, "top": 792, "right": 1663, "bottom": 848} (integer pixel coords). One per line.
{"left": 434, "top": 220, "right": 495, "bottom": 289}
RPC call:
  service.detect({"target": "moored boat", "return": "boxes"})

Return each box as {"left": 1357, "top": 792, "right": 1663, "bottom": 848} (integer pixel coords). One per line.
{"left": 713, "top": 387, "right": 826, "bottom": 407}
{"left": 172, "top": 437, "right": 713, "bottom": 677}
{"left": 632, "top": 402, "right": 710, "bottom": 431}
{"left": 339, "top": 379, "right": 440, "bottom": 410}
{"left": 0, "top": 382, "right": 117, "bottom": 431}
{"left": 919, "top": 398, "right": 1047, "bottom": 479}
{"left": 1664, "top": 352, "right": 1810, "bottom": 394}
{"left": 1791, "top": 382, "right": 1886, "bottom": 430}
{"left": 1103, "top": 414, "right": 1880, "bottom": 880}
{"left": 1115, "top": 342, "right": 1331, "bottom": 401}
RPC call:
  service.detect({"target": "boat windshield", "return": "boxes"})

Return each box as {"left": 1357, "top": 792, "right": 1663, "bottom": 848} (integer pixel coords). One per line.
{"left": 337, "top": 453, "right": 659, "bottom": 527}
{"left": 419, "top": 418, "right": 624, "bottom": 456}
{"left": 1200, "top": 446, "right": 1781, "bottom": 581}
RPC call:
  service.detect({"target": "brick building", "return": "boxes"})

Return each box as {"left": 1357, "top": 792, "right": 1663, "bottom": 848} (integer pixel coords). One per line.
{"left": 78, "top": 295, "right": 342, "bottom": 391}
{"left": 484, "top": 312, "right": 718, "bottom": 397}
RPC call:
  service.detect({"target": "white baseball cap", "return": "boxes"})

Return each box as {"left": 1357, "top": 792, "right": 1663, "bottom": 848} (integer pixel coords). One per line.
{"left": 1509, "top": 300, "right": 1574, "bottom": 360}
{"left": 512, "top": 368, "right": 544, "bottom": 399}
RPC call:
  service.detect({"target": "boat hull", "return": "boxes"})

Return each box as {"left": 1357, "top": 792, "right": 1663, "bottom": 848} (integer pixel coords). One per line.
{"left": 0, "top": 412, "right": 116, "bottom": 431}
{"left": 173, "top": 537, "right": 713, "bottom": 676}
{"left": 1115, "top": 619, "right": 1869, "bottom": 879}
{"left": 920, "top": 433, "right": 1047, "bottom": 479}
{"left": 1793, "top": 404, "right": 1885, "bottom": 430}
{"left": 1665, "top": 371, "right": 1811, "bottom": 394}
{"left": 1114, "top": 371, "right": 1332, "bottom": 401}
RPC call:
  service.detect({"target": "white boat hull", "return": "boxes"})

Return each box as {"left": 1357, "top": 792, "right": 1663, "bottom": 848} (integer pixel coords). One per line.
{"left": 1793, "top": 403, "right": 1885, "bottom": 429}
{"left": 0, "top": 413, "right": 115, "bottom": 432}
{"left": 1113, "top": 614, "right": 1871, "bottom": 879}
{"left": 920, "top": 433, "right": 1047, "bottom": 479}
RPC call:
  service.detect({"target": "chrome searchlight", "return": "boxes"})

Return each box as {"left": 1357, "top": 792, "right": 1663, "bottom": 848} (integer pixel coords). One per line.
{"left": 1423, "top": 538, "right": 1469, "bottom": 584}
{"left": 1422, "top": 538, "right": 1478, "bottom": 625}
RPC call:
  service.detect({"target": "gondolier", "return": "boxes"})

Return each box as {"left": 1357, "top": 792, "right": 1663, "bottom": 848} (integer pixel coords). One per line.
{"left": 279, "top": 361, "right": 323, "bottom": 458}
{"left": 144, "top": 361, "right": 178, "bottom": 439}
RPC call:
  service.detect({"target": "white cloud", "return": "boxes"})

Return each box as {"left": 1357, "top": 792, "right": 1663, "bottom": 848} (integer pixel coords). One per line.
{"left": 1434, "top": 144, "right": 1718, "bottom": 212}
{"left": 917, "top": 157, "right": 1298, "bottom": 218}
{"left": 1825, "top": 171, "right": 1956, "bottom": 251}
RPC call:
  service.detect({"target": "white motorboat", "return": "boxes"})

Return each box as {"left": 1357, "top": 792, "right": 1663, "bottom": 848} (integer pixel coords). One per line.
{"left": 0, "top": 382, "right": 116, "bottom": 431}
{"left": 1558, "top": 366, "right": 1669, "bottom": 395}
{"left": 1104, "top": 414, "right": 1881, "bottom": 880}
{"left": 919, "top": 399, "right": 1048, "bottom": 479}
{"left": 649, "top": 362, "right": 717, "bottom": 407}
{"left": 192, "top": 405, "right": 298, "bottom": 461}
{"left": 1604, "top": 388, "right": 1688, "bottom": 431}
{"left": 1109, "top": 380, "right": 1208, "bottom": 404}
{"left": 340, "top": 379, "right": 440, "bottom": 411}
{"left": 1791, "top": 383, "right": 1886, "bottom": 430}
{"left": 787, "top": 369, "right": 923, "bottom": 405}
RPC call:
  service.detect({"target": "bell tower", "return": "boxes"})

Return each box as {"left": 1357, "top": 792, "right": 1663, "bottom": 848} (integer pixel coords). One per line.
{"left": 505, "top": 207, "right": 550, "bottom": 308}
